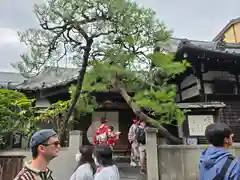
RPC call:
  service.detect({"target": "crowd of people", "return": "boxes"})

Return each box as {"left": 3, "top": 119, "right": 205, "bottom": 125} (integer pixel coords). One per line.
{"left": 12, "top": 117, "right": 124, "bottom": 180}
{"left": 12, "top": 115, "right": 240, "bottom": 180}
{"left": 92, "top": 116, "right": 147, "bottom": 175}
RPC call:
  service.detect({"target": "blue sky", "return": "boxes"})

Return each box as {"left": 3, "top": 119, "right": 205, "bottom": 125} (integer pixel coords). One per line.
{"left": 0, "top": 0, "right": 239, "bottom": 72}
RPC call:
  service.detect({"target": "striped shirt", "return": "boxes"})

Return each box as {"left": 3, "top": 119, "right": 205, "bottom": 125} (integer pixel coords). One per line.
{"left": 14, "top": 162, "right": 54, "bottom": 180}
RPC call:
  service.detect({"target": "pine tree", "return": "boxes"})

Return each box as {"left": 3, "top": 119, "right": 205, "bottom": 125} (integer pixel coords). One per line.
{"left": 15, "top": 0, "right": 189, "bottom": 144}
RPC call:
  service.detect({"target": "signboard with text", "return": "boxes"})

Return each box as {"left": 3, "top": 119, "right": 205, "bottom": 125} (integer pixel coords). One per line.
{"left": 188, "top": 115, "right": 214, "bottom": 136}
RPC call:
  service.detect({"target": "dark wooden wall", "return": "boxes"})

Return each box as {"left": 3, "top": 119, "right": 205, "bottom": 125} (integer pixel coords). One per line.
{"left": 207, "top": 95, "right": 240, "bottom": 142}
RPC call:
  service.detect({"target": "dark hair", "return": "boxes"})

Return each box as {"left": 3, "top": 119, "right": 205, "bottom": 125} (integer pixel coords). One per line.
{"left": 75, "top": 145, "right": 96, "bottom": 174}
{"left": 205, "top": 123, "right": 233, "bottom": 146}
{"left": 109, "top": 126, "right": 114, "bottom": 131}
{"left": 31, "top": 146, "right": 38, "bottom": 159}
{"left": 100, "top": 117, "right": 107, "bottom": 124}
{"left": 140, "top": 119, "right": 147, "bottom": 126}
{"left": 95, "top": 144, "right": 114, "bottom": 167}
{"left": 31, "top": 139, "right": 48, "bottom": 159}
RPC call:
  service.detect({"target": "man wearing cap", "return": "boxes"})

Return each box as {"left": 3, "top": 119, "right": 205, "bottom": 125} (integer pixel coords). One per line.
{"left": 14, "top": 129, "right": 60, "bottom": 180}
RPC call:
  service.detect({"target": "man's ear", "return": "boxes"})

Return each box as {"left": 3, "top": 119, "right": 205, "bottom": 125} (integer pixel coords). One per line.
{"left": 38, "top": 145, "right": 45, "bottom": 152}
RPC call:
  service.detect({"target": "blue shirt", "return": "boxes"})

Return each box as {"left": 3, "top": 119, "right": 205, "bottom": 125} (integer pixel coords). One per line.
{"left": 199, "top": 146, "right": 240, "bottom": 180}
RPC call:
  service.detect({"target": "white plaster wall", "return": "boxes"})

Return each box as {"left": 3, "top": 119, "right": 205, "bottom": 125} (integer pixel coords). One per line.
{"left": 202, "top": 71, "right": 235, "bottom": 81}
{"left": 105, "top": 111, "right": 119, "bottom": 132}
{"left": 180, "top": 74, "right": 197, "bottom": 89}
{"left": 178, "top": 71, "right": 235, "bottom": 100}
{"left": 204, "top": 82, "right": 214, "bottom": 94}
{"left": 181, "top": 85, "right": 199, "bottom": 100}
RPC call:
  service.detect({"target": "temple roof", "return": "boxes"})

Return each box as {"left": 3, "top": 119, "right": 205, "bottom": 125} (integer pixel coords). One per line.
{"left": 158, "top": 37, "right": 240, "bottom": 55}
{"left": 0, "top": 72, "right": 26, "bottom": 89}
{"left": 1, "top": 38, "right": 240, "bottom": 91}
{"left": 14, "top": 66, "right": 79, "bottom": 90}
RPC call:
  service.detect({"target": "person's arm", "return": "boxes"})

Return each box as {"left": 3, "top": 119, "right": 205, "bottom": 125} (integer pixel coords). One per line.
{"left": 128, "top": 125, "right": 134, "bottom": 142}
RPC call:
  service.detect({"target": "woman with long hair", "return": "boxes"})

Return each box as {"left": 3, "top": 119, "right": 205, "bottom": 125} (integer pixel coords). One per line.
{"left": 70, "top": 145, "right": 96, "bottom": 180}
{"left": 94, "top": 144, "right": 120, "bottom": 180}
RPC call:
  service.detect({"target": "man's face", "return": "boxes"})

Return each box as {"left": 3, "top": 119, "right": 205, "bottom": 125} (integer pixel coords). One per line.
{"left": 38, "top": 136, "right": 60, "bottom": 160}
{"left": 224, "top": 133, "right": 234, "bottom": 148}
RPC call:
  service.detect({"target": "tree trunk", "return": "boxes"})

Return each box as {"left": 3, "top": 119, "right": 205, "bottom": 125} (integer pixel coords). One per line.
{"left": 60, "top": 39, "right": 93, "bottom": 145}
{"left": 113, "top": 79, "right": 182, "bottom": 144}
{"left": 64, "top": 39, "right": 93, "bottom": 130}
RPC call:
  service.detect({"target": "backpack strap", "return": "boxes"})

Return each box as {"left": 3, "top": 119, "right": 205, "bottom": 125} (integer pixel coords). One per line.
{"left": 213, "top": 155, "right": 235, "bottom": 180}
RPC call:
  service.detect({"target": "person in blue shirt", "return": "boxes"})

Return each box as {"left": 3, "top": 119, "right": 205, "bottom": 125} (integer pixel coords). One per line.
{"left": 199, "top": 123, "right": 240, "bottom": 180}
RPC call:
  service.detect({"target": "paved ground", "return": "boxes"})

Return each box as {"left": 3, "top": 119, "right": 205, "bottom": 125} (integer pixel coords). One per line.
{"left": 117, "top": 163, "right": 147, "bottom": 180}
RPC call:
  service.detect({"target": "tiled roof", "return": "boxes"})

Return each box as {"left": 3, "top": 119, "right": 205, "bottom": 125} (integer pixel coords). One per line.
{"left": 2, "top": 37, "right": 240, "bottom": 91}
{"left": 0, "top": 72, "right": 26, "bottom": 88}
{"left": 15, "top": 66, "right": 79, "bottom": 90}
{"left": 159, "top": 38, "right": 240, "bottom": 55}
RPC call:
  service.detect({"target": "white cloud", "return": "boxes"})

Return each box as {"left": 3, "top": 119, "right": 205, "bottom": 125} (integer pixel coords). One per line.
{"left": 0, "top": 28, "right": 20, "bottom": 46}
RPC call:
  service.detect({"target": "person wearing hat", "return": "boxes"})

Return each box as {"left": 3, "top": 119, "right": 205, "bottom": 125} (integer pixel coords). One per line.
{"left": 14, "top": 129, "right": 60, "bottom": 180}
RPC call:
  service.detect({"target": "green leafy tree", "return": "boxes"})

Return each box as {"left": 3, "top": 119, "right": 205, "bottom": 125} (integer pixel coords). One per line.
{"left": 37, "top": 86, "right": 98, "bottom": 145}
{"left": 0, "top": 89, "right": 38, "bottom": 146}
{"left": 77, "top": 51, "right": 189, "bottom": 144}
{"left": 36, "top": 100, "right": 69, "bottom": 145}
{"left": 15, "top": 0, "right": 189, "bottom": 144}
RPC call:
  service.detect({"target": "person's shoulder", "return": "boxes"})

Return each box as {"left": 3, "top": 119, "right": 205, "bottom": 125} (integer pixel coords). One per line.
{"left": 75, "top": 164, "right": 94, "bottom": 179}
{"left": 77, "top": 163, "right": 92, "bottom": 172}
{"left": 14, "top": 167, "right": 35, "bottom": 180}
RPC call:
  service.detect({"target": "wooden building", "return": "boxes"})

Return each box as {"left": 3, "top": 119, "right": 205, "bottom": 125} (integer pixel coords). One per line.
{"left": 3, "top": 35, "right": 240, "bottom": 147}
{"left": 158, "top": 37, "right": 240, "bottom": 142}
{"left": 0, "top": 65, "right": 225, "bottom": 148}
{"left": 213, "top": 17, "right": 240, "bottom": 43}
{"left": 0, "top": 67, "right": 138, "bottom": 150}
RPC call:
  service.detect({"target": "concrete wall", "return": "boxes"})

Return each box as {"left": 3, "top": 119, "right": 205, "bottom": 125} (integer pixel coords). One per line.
{"left": 0, "top": 131, "right": 82, "bottom": 180}
{"left": 145, "top": 128, "right": 240, "bottom": 180}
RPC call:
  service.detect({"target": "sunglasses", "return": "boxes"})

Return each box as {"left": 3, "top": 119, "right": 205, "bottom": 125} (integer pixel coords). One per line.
{"left": 42, "top": 141, "right": 60, "bottom": 147}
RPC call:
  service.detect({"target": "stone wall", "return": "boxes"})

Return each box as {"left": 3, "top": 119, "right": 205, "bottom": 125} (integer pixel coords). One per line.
{"left": 0, "top": 131, "right": 82, "bottom": 180}
{"left": 145, "top": 128, "right": 240, "bottom": 180}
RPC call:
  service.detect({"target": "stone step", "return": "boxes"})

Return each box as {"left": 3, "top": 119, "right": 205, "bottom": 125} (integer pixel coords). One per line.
{"left": 113, "top": 155, "right": 131, "bottom": 163}
{"left": 117, "top": 163, "right": 147, "bottom": 180}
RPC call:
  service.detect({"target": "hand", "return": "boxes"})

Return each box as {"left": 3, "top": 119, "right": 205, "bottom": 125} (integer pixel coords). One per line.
{"left": 116, "top": 131, "right": 121, "bottom": 135}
